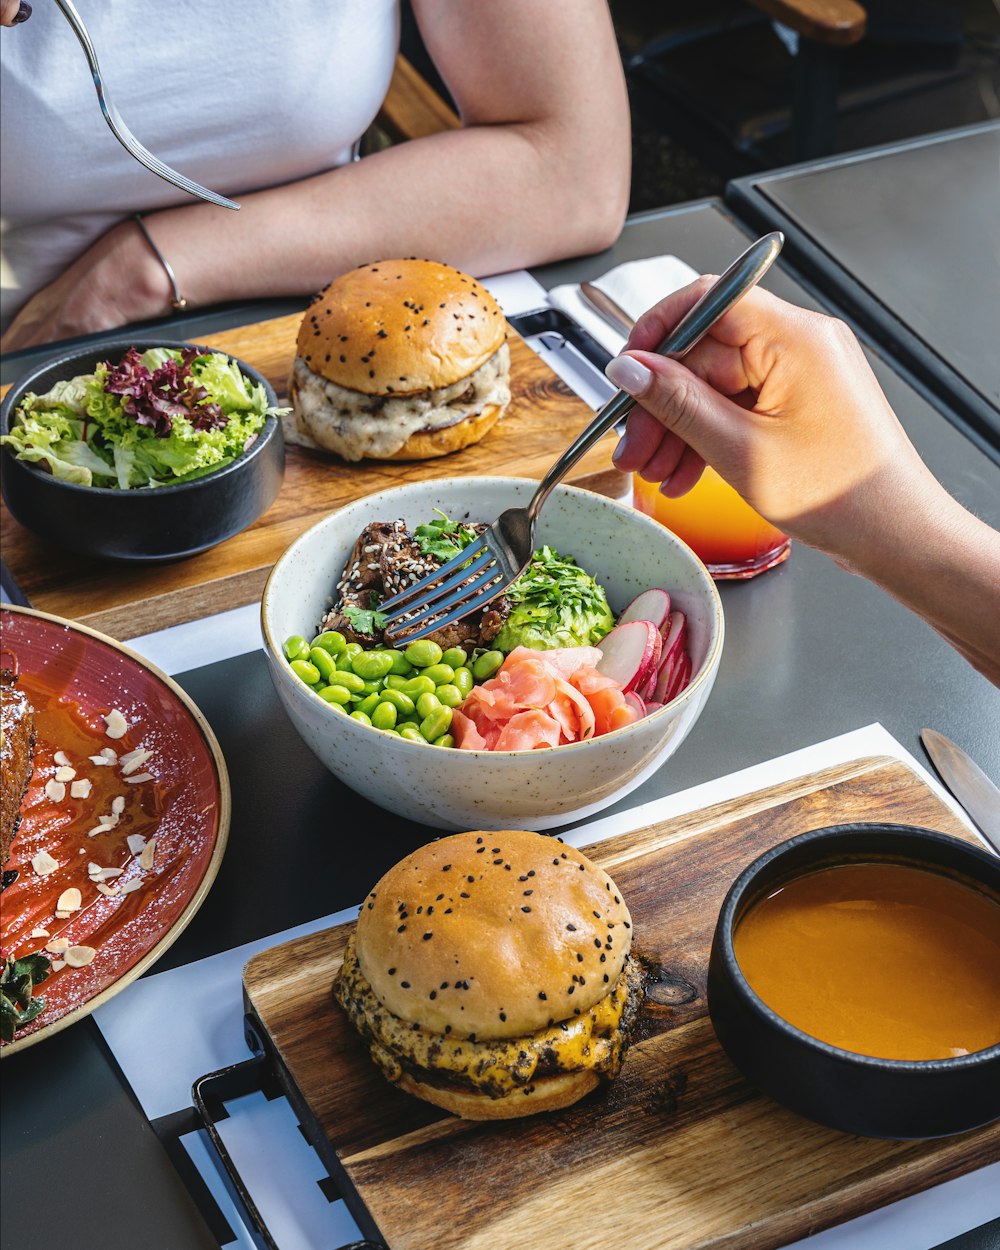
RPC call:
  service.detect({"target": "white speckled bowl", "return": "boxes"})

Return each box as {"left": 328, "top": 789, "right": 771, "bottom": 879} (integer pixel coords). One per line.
{"left": 261, "top": 477, "right": 724, "bottom": 831}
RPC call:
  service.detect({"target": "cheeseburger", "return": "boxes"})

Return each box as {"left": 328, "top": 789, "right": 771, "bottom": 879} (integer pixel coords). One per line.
{"left": 334, "top": 829, "right": 646, "bottom": 1120}
{"left": 286, "top": 259, "right": 511, "bottom": 461}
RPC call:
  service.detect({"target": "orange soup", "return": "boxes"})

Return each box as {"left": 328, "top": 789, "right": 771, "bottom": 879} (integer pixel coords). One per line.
{"left": 733, "top": 861, "right": 1000, "bottom": 1061}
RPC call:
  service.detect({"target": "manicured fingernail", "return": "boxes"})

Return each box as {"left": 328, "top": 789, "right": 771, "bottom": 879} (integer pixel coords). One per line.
{"left": 611, "top": 429, "right": 633, "bottom": 466}
{"left": 606, "top": 355, "right": 652, "bottom": 396}
{"left": 13, "top": 1, "right": 32, "bottom": 21}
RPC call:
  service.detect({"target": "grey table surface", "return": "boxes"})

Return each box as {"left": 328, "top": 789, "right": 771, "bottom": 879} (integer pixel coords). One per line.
{"left": 726, "top": 123, "right": 1000, "bottom": 458}
{"left": 2, "top": 199, "right": 999, "bottom": 1250}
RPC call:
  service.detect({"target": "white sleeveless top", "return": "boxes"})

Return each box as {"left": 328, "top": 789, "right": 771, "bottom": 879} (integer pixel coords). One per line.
{"left": 0, "top": 0, "right": 400, "bottom": 328}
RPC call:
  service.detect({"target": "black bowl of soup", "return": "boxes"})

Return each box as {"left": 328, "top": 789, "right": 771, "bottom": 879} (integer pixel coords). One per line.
{"left": 707, "top": 823, "right": 1000, "bottom": 1139}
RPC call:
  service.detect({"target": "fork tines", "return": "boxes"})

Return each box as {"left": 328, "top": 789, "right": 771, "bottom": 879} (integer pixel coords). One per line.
{"left": 381, "top": 540, "right": 504, "bottom": 642}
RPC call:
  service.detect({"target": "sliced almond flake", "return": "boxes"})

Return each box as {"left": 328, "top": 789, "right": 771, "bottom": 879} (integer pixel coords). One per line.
{"left": 89, "top": 754, "right": 115, "bottom": 767}
{"left": 70, "top": 779, "right": 93, "bottom": 799}
{"left": 31, "top": 849, "right": 59, "bottom": 876}
{"left": 139, "top": 838, "right": 157, "bottom": 871}
{"left": 30, "top": 927, "right": 50, "bottom": 939}
{"left": 104, "top": 710, "right": 128, "bottom": 740}
{"left": 65, "top": 945, "right": 96, "bottom": 968}
{"left": 98, "top": 813, "right": 120, "bottom": 829}
{"left": 88, "top": 862, "right": 103, "bottom": 876}
{"left": 119, "top": 879, "right": 143, "bottom": 896}
{"left": 111, "top": 796, "right": 126, "bottom": 815}
{"left": 87, "top": 826, "right": 107, "bottom": 838}
{"left": 124, "top": 772, "right": 154, "bottom": 785}
{"left": 119, "top": 748, "right": 152, "bottom": 775}
{"left": 54, "top": 765, "right": 77, "bottom": 782}
{"left": 101, "top": 747, "right": 118, "bottom": 762}
{"left": 96, "top": 882, "right": 121, "bottom": 897}
{"left": 45, "top": 938, "right": 70, "bottom": 954}
{"left": 94, "top": 867, "right": 124, "bottom": 881}
{"left": 55, "top": 910, "right": 69, "bottom": 920}
{"left": 44, "top": 779, "right": 67, "bottom": 803}
{"left": 56, "top": 887, "right": 82, "bottom": 912}
{"left": 50, "top": 959, "right": 66, "bottom": 972}
{"left": 126, "top": 834, "right": 147, "bottom": 856}
{"left": 53, "top": 750, "right": 71, "bottom": 767}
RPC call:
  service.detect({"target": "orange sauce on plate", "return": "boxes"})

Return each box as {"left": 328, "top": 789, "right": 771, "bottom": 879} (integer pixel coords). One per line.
{"left": 733, "top": 861, "right": 1000, "bottom": 1061}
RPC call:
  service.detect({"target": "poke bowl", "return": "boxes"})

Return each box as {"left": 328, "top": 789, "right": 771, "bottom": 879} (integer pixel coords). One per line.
{"left": 0, "top": 338, "right": 285, "bottom": 562}
{"left": 261, "top": 476, "right": 724, "bottom": 831}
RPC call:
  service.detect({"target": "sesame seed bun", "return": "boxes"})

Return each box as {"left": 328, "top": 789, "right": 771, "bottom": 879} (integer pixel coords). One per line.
{"left": 355, "top": 829, "right": 633, "bottom": 1041}
{"left": 396, "top": 1067, "right": 601, "bottom": 1120}
{"left": 296, "top": 259, "right": 506, "bottom": 395}
{"left": 286, "top": 259, "right": 511, "bottom": 462}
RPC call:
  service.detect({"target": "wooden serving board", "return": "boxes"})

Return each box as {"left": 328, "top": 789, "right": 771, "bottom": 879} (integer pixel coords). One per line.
{"left": 0, "top": 316, "right": 622, "bottom": 639}
{"left": 242, "top": 756, "right": 1000, "bottom": 1250}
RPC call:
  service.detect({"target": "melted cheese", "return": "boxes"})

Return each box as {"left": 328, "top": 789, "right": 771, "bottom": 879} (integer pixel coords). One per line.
{"left": 285, "top": 343, "right": 511, "bottom": 461}
{"left": 334, "top": 935, "right": 640, "bottom": 1096}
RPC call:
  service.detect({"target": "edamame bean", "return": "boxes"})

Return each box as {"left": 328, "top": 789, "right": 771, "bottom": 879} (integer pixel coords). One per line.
{"left": 358, "top": 679, "right": 382, "bottom": 696}
{"left": 377, "top": 689, "right": 416, "bottom": 715}
{"left": 441, "top": 647, "right": 468, "bottom": 669}
{"left": 335, "top": 654, "right": 355, "bottom": 672}
{"left": 452, "top": 666, "right": 474, "bottom": 697}
{"left": 371, "top": 702, "right": 397, "bottom": 731}
{"left": 290, "top": 659, "right": 321, "bottom": 686}
{"left": 400, "top": 675, "right": 435, "bottom": 698}
{"left": 317, "top": 684, "right": 352, "bottom": 706}
{"left": 435, "top": 684, "right": 463, "bottom": 708}
{"left": 472, "top": 650, "right": 504, "bottom": 681}
{"left": 384, "top": 674, "right": 409, "bottom": 690}
{"left": 312, "top": 630, "right": 347, "bottom": 655}
{"left": 351, "top": 650, "right": 395, "bottom": 681}
{"left": 420, "top": 663, "right": 455, "bottom": 687}
{"left": 345, "top": 642, "right": 364, "bottom": 660}
{"left": 404, "top": 639, "right": 443, "bottom": 669}
{"left": 416, "top": 691, "right": 442, "bottom": 719}
{"left": 432, "top": 733, "right": 455, "bottom": 749}
{"left": 397, "top": 724, "right": 427, "bottom": 744}
{"left": 355, "top": 693, "right": 380, "bottom": 717}
{"left": 283, "top": 635, "right": 311, "bottom": 662}
{"left": 420, "top": 705, "right": 452, "bottom": 742}
{"left": 328, "top": 670, "right": 366, "bottom": 694}
{"left": 309, "top": 648, "right": 338, "bottom": 682}
{"left": 349, "top": 710, "right": 372, "bottom": 727}
{"left": 326, "top": 701, "right": 348, "bottom": 717}
{"left": 386, "top": 650, "right": 413, "bottom": 676}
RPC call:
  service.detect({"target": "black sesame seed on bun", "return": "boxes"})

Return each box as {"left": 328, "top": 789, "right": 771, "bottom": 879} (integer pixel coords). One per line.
{"left": 333, "top": 829, "right": 646, "bottom": 1120}
{"left": 285, "top": 259, "right": 511, "bottom": 462}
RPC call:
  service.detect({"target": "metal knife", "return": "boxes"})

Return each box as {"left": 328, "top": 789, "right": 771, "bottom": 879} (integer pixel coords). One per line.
{"left": 921, "top": 728, "right": 1000, "bottom": 855}
{"left": 579, "top": 282, "right": 635, "bottom": 337}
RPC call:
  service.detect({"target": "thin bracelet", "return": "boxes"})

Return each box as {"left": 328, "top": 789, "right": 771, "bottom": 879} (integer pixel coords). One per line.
{"left": 132, "top": 213, "right": 187, "bottom": 311}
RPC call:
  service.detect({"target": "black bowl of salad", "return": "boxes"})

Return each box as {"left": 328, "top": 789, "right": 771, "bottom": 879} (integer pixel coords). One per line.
{"left": 0, "top": 339, "right": 285, "bottom": 562}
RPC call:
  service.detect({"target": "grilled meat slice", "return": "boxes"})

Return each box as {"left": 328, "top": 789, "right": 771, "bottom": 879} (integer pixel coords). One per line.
{"left": 0, "top": 669, "right": 36, "bottom": 867}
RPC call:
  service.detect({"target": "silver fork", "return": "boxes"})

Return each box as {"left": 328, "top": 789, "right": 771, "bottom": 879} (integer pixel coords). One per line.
{"left": 53, "top": 0, "right": 240, "bottom": 211}
{"left": 381, "top": 231, "right": 784, "bottom": 645}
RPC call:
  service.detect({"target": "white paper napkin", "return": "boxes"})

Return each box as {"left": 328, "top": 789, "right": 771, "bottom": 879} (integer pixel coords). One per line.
{"left": 548, "top": 255, "right": 701, "bottom": 357}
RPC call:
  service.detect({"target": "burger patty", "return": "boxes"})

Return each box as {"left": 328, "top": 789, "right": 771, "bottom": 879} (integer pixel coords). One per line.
{"left": 286, "top": 342, "right": 511, "bottom": 461}
{"left": 0, "top": 669, "right": 36, "bottom": 867}
{"left": 321, "top": 518, "right": 510, "bottom": 651}
{"left": 334, "top": 934, "right": 647, "bottom": 1100}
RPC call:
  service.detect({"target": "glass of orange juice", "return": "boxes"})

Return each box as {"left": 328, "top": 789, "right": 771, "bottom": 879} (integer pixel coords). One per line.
{"left": 632, "top": 469, "right": 790, "bottom": 579}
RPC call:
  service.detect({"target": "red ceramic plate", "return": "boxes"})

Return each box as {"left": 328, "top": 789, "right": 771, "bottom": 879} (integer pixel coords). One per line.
{"left": 1, "top": 606, "right": 230, "bottom": 1054}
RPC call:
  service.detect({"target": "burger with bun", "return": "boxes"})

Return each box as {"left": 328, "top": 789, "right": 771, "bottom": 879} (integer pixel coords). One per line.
{"left": 334, "top": 828, "right": 646, "bottom": 1120}
{"left": 286, "top": 259, "right": 511, "bottom": 461}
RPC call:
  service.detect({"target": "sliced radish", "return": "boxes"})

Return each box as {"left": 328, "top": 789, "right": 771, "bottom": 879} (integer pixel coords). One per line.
{"left": 651, "top": 653, "right": 677, "bottom": 704}
{"left": 618, "top": 588, "right": 671, "bottom": 632}
{"left": 660, "top": 611, "right": 687, "bottom": 662}
{"left": 644, "top": 701, "right": 665, "bottom": 714}
{"left": 596, "top": 621, "right": 661, "bottom": 695}
{"left": 623, "top": 691, "right": 647, "bottom": 719}
{"left": 664, "top": 653, "right": 692, "bottom": 703}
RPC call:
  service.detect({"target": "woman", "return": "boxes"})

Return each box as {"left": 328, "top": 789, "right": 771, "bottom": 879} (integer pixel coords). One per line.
{"left": 0, "top": 0, "right": 630, "bottom": 348}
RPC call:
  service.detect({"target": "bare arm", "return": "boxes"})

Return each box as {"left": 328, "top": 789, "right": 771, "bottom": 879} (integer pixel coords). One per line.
{"left": 2, "top": 0, "right": 630, "bottom": 348}
{"left": 607, "top": 284, "right": 1000, "bottom": 686}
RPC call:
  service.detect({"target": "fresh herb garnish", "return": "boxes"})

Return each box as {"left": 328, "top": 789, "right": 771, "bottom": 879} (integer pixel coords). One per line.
{"left": 0, "top": 951, "right": 51, "bottom": 1043}
{"left": 493, "top": 545, "right": 615, "bottom": 651}
{"left": 415, "top": 510, "right": 480, "bottom": 563}
{"left": 344, "top": 605, "right": 388, "bottom": 635}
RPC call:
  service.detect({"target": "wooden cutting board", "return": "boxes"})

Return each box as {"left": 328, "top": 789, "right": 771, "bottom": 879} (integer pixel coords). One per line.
{"left": 242, "top": 756, "right": 1000, "bottom": 1250}
{"left": 0, "top": 316, "right": 623, "bottom": 639}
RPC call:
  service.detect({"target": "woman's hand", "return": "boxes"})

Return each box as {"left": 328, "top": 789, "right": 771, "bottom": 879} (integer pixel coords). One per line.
{"left": 607, "top": 280, "right": 941, "bottom": 565}
{"left": 607, "top": 282, "right": 1000, "bottom": 685}
{"left": 0, "top": 218, "right": 173, "bottom": 351}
